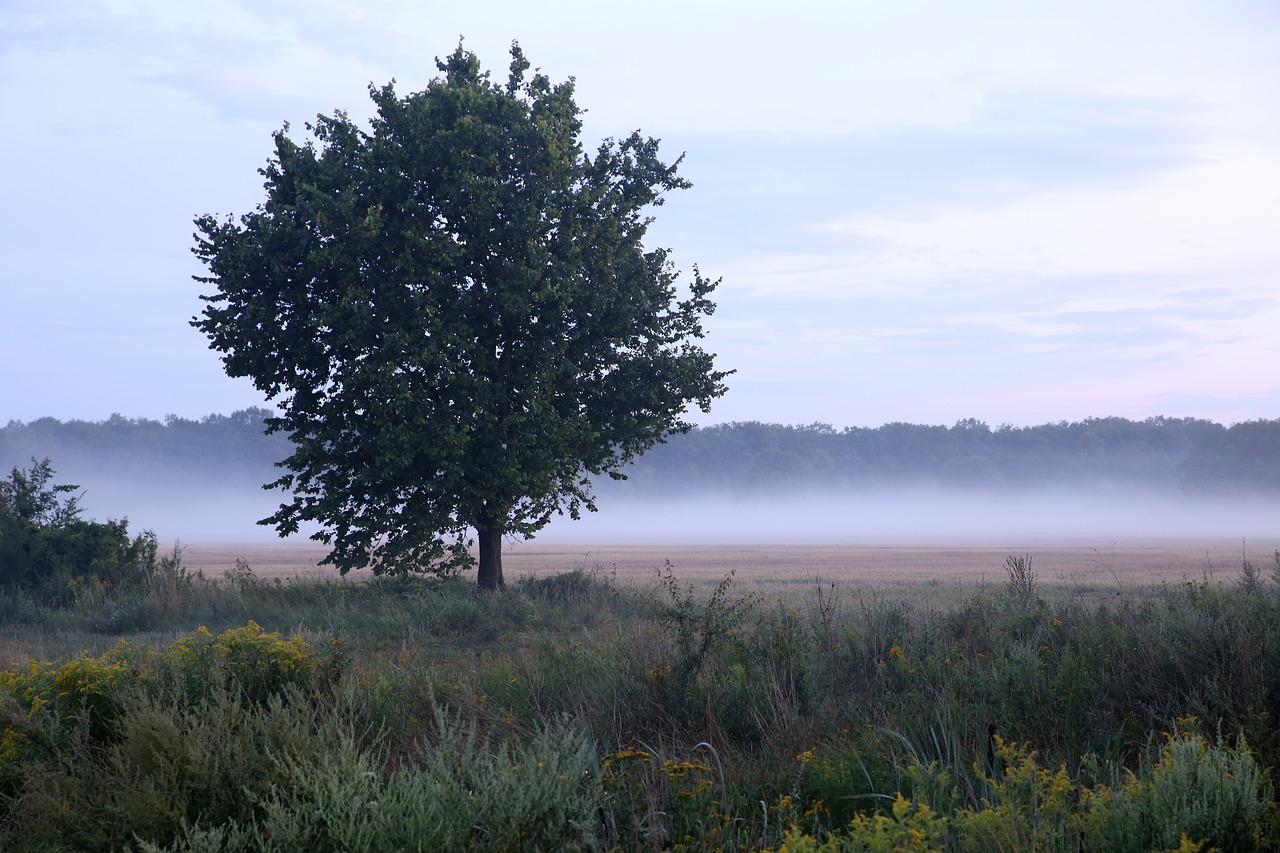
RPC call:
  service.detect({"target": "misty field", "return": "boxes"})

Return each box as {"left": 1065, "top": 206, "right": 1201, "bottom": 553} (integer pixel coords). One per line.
{"left": 183, "top": 536, "right": 1280, "bottom": 593}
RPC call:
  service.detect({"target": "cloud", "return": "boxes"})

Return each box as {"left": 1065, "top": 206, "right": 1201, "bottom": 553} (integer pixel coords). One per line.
{"left": 678, "top": 88, "right": 1200, "bottom": 221}
{"left": 821, "top": 150, "right": 1280, "bottom": 284}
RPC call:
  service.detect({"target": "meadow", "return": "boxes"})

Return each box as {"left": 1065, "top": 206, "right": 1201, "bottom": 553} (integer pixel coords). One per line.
{"left": 1, "top": 538, "right": 1278, "bottom": 851}
{"left": 183, "top": 537, "right": 1280, "bottom": 590}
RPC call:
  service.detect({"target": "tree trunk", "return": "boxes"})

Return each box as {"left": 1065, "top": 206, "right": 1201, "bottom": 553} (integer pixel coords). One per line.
{"left": 477, "top": 526, "right": 504, "bottom": 592}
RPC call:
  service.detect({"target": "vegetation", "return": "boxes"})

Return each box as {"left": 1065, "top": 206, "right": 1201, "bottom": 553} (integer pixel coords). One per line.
{"left": 189, "top": 43, "right": 729, "bottom": 588}
{"left": 0, "top": 458, "right": 162, "bottom": 599}
{"left": 0, "top": 409, "right": 287, "bottom": 488}
{"left": 623, "top": 417, "right": 1280, "bottom": 495}
{"left": 2, "top": 545, "right": 1278, "bottom": 850}
{"left": 6, "top": 414, "right": 1280, "bottom": 514}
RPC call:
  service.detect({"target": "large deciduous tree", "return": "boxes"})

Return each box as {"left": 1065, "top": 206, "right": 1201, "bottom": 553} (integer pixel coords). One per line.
{"left": 192, "top": 43, "right": 730, "bottom": 590}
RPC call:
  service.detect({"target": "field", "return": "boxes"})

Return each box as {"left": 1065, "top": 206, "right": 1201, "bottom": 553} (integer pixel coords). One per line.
{"left": 183, "top": 536, "right": 1280, "bottom": 592}
{"left": 4, "top": 535, "right": 1279, "bottom": 850}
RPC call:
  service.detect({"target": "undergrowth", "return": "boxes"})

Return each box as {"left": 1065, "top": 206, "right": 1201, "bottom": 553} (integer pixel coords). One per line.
{"left": 1, "top": 553, "right": 1278, "bottom": 850}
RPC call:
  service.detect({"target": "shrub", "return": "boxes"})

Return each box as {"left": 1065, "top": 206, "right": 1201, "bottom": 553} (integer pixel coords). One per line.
{"left": 159, "top": 620, "right": 335, "bottom": 707}
{"left": 0, "top": 458, "right": 155, "bottom": 599}
{"left": 658, "top": 563, "right": 755, "bottom": 681}
{"left": 782, "top": 733, "right": 1270, "bottom": 853}
{"left": 1086, "top": 730, "right": 1270, "bottom": 852}
{"left": 600, "top": 743, "right": 735, "bottom": 850}
{"left": 0, "top": 625, "right": 346, "bottom": 851}
{"left": 1003, "top": 552, "right": 1038, "bottom": 603}
{"left": 137, "top": 713, "right": 602, "bottom": 853}
{"left": 9, "top": 686, "right": 343, "bottom": 852}
{"left": 0, "top": 640, "right": 141, "bottom": 774}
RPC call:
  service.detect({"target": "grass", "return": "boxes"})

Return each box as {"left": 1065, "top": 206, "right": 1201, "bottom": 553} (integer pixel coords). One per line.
{"left": 1, "top": 551, "right": 1278, "bottom": 850}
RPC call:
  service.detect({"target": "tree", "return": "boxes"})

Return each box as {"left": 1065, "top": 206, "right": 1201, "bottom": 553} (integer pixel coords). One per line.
{"left": 192, "top": 43, "right": 730, "bottom": 590}
{"left": 0, "top": 458, "right": 151, "bottom": 595}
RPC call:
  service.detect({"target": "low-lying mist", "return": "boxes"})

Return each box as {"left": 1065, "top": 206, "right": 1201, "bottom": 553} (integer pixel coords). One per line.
{"left": 61, "top": 477, "right": 295, "bottom": 544}
{"left": 64, "top": 475, "right": 1280, "bottom": 546}
{"left": 534, "top": 486, "right": 1280, "bottom": 545}
{"left": 10, "top": 412, "right": 1280, "bottom": 547}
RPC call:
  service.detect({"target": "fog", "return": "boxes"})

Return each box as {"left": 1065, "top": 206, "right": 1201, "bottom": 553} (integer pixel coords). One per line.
{"left": 51, "top": 475, "right": 299, "bottom": 544}
{"left": 531, "top": 487, "right": 1280, "bottom": 545}
{"left": 57, "top": 474, "right": 1280, "bottom": 547}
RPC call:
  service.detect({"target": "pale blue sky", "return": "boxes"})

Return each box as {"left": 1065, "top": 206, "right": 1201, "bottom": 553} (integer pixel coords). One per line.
{"left": 3, "top": 0, "right": 1278, "bottom": 428}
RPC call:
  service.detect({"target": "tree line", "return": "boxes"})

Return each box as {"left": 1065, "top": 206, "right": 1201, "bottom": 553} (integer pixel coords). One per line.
{"left": 0, "top": 409, "right": 290, "bottom": 486}
{"left": 4, "top": 410, "right": 1277, "bottom": 497}
{"left": 625, "top": 416, "right": 1280, "bottom": 494}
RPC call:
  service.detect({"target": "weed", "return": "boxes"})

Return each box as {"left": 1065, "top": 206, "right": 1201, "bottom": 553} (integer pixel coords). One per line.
{"left": 1004, "top": 553, "right": 1038, "bottom": 603}
{"left": 657, "top": 562, "right": 755, "bottom": 681}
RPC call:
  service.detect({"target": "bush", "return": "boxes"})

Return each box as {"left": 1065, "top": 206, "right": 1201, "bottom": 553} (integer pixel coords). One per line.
{"left": 0, "top": 458, "right": 154, "bottom": 598}
{"left": 137, "top": 712, "right": 603, "bottom": 853}
{"left": 0, "top": 623, "right": 347, "bottom": 851}
{"left": 3, "top": 561, "right": 1280, "bottom": 850}
{"left": 159, "top": 620, "right": 338, "bottom": 707}
{"left": 782, "top": 732, "right": 1270, "bottom": 853}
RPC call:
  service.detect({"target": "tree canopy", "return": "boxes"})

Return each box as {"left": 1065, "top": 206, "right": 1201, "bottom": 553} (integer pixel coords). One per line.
{"left": 192, "top": 43, "right": 730, "bottom": 589}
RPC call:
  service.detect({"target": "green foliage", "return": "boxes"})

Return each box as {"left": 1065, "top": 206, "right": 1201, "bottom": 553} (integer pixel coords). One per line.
{"left": 0, "top": 410, "right": 288, "bottom": 489}
{"left": 0, "top": 623, "right": 341, "bottom": 774}
{"left": 4, "top": 567, "right": 1280, "bottom": 850}
{"left": 785, "top": 733, "right": 1269, "bottom": 852}
{"left": 0, "top": 458, "right": 156, "bottom": 597}
{"left": 658, "top": 563, "right": 755, "bottom": 681}
{"left": 160, "top": 620, "right": 334, "bottom": 707}
{"left": 191, "top": 42, "right": 729, "bottom": 586}
{"left": 782, "top": 793, "right": 948, "bottom": 852}
{"left": 599, "top": 743, "right": 744, "bottom": 850}
{"left": 617, "top": 416, "right": 1280, "bottom": 494}
{"left": 0, "top": 641, "right": 139, "bottom": 776}
{"left": 0, "top": 624, "right": 347, "bottom": 851}
{"left": 8, "top": 414, "right": 1280, "bottom": 516}
{"left": 11, "top": 688, "right": 346, "bottom": 852}
{"left": 136, "top": 713, "right": 602, "bottom": 853}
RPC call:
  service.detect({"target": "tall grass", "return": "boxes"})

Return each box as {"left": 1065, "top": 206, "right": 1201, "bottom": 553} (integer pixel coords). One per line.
{"left": 1, "top": 554, "right": 1277, "bottom": 850}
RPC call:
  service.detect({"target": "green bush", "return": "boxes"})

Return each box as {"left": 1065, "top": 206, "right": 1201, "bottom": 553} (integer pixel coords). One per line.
{"left": 8, "top": 687, "right": 343, "bottom": 852}
{"left": 1087, "top": 729, "right": 1269, "bottom": 853}
{"left": 158, "top": 620, "right": 338, "bottom": 707}
{"left": 0, "top": 639, "right": 141, "bottom": 783}
{"left": 783, "top": 732, "right": 1270, "bottom": 853}
{"left": 138, "top": 713, "right": 602, "bottom": 853}
{"left": 0, "top": 624, "right": 346, "bottom": 851}
{"left": 0, "top": 458, "right": 155, "bottom": 599}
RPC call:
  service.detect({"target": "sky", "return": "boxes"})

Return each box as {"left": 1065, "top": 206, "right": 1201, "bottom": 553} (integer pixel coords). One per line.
{"left": 3, "top": 0, "right": 1279, "bottom": 430}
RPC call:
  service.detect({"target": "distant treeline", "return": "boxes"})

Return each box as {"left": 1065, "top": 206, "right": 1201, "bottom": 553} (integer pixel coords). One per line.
{"left": 0, "top": 409, "right": 291, "bottom": 487}
{"left": 2, "top": 410, "right": 1278, "bottom": 496}
{"left": 627, "top": 417, "right": 1280, "bottom": 495}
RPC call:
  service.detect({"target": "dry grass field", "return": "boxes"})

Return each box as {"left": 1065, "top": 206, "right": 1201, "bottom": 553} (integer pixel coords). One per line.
{"left": 181, "top": 536, "right": 1280, "bottom": 598}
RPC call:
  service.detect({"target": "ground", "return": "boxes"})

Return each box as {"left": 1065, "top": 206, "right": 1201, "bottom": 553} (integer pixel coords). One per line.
{"left": 180, "top": 537, "right": 1280, "bottom": 598}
